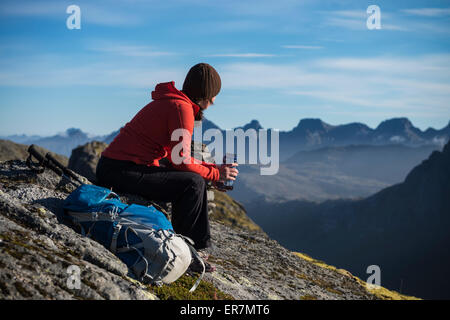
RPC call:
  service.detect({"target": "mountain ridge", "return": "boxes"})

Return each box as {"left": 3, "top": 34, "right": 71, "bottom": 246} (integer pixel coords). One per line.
{"left": 3, "top": 117, "right": 449, "bottom": 157}
{"left": 245, "top": 140, "right": 450, "bottom": 299}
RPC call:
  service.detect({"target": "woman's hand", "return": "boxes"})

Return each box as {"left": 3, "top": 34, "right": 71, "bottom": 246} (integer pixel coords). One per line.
{"left": 218, "top": 163, "right": 239, "bottom": 182}
{"left": 212, "top": 163, "right": 238, "bottom": 192}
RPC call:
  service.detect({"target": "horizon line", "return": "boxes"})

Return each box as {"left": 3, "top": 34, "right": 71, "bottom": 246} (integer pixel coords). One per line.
{"left": 1, "top": 116, "right": 449, "bottom": 138}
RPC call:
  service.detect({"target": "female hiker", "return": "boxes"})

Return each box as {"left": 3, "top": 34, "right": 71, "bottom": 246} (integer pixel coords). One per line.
{"left": 95, "top": 63, "right": 238, "bottom": 272}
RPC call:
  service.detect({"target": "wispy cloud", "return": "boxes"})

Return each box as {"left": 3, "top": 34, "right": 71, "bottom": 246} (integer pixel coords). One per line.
{"left": 282, "top": 45, "right": 323, "bottom": 50}
{"left": 321, "top": 9, "right": 366, "bottom": 31}
{"left": 204, "top": 53, "right": 276, "bottom": 58}
{"left": 402, "top": 8, "right": 450, "bottom": 17}
{"left": 0, "top": 53, "right": 185, "bottom": 88}
{"left": 313, "top": 55, "right": 450, "bottom": 75}
{"left": 5, "top": 52, "right": 447, "bottom": 115}
{"left": 327, "top": 10, "right": 366, "bottom": 19}
{"left": 187, "top": 0, "right": 308, "bottom": 17}
{"left": 81, "top": 4, "right": 145, "bottom": 27}
{"left": 202, "top": 20, "right": 268, "bottom": 33}
{"left": 0, "top": 0, "right": 145, "bottom": 26}
{"left": 0, "top": 0, "right": 62, "bottom": 16}
{"left": 90, "top": 44, "right": 175, "bottom": 57}
{"left": 218, "top": 54, "right": 450, "bottom": 119}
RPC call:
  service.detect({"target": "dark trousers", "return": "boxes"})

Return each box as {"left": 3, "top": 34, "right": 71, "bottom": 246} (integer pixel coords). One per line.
{"left": 95, "top": 156, "right": 211, "bottom": 250}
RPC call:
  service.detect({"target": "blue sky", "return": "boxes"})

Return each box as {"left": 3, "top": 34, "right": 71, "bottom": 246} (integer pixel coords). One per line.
{"left": 0, "top": 0, "right": 449, "bottom": 136}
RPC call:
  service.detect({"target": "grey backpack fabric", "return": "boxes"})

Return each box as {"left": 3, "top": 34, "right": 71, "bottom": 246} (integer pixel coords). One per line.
{"left": 113, "top": 217, "right": 205, "bottom": 292}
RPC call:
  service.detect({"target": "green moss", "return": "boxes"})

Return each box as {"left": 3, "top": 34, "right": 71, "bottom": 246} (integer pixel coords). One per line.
{"left": 0, "top": 175, "right": 37, "bottom": 187}
{"left": 311, "top": 277, "right": 330, "bottom": 288}
{"left": 300, "top": 294, "right": 317, "bottom": 300}
{"left": 1, "top": 232, "right": 57, "bottom": 264}
{"left": 294, "top": 252, "right": 332, "bottom": 270}
{"left": 325, "top": 287, "right": 343, "bottom": 295}
{"left": 211, "top": 190, "right": 261, "bottom": 232}
{"left": 206, "top": 255, "right": 224, "bottom": 266}
{"left": 54, "top": 242, "right": 82, "bottom": 259}
{"left": 150, "top": 274, "right": 234, "bottom": 300}
{"left": 296, "top": 273, "right": 308, "bottom": 281}
{"left": 293, "top": 252, "right": 420, "bottom": 300}
{"left": 360, "top": 284, "right": 420, "bottom": 301}
{"left": 24, "top": 204, "right": 48, "bottom": 219}
{"left": 223, "top": 258, "right": 244, "bottom": 269}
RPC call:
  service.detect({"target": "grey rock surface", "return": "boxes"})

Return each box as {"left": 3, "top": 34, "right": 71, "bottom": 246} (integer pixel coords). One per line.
{"left": 204, "top": 221, "right": 375, "bottom": 300}
{"left": 0, "top": 159, "right": 379, "bottom": 300}
{"left": 0, "top": 160, "right": 156, "bottom": 300}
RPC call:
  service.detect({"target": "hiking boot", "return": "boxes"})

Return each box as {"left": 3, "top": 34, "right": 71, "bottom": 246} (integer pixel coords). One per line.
{"left": 188, "top": 257, "right": 216, "bottom": 273}
{"left": 198, "top": 250, "right": 210, "bottom": 261}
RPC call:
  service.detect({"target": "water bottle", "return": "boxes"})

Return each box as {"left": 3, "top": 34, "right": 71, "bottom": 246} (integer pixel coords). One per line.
{"left": 223, "top": 153, "right": 237, "bottom": 187}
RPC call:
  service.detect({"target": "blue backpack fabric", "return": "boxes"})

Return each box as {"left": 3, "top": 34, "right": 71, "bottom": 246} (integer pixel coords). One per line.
{"left": 62, "top": 184, "right": 204, "bottom": 291}
{"left": 63, "top": 183, "right": 173, "bottom": 232}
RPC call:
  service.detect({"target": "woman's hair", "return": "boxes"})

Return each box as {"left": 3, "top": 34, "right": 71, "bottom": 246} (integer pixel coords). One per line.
{"left": 182, "top": 63, "right": 221, "bottom": 107}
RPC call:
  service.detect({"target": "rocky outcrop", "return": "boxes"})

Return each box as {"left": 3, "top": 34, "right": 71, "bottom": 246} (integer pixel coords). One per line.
{"left": 0, "top": 139, "right": 69, "bottom": 167}
{"left": 1, "top": 158, "right": 413, "bottom": 300}
{"left": 68, "top": 141, "right": 108, "bottom": 183}
{"left": 0, "top": 160, "right": 156, "bottom": 300}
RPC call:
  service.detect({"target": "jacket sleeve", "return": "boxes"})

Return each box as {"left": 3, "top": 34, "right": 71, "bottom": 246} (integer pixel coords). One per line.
{"left": 167, "top": 103, "right": 220, "bottom": 181}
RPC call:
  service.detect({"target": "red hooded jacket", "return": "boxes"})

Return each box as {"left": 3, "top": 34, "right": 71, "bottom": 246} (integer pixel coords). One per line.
{"left": 101, "top": 81, "right": 220, "bottom": 181}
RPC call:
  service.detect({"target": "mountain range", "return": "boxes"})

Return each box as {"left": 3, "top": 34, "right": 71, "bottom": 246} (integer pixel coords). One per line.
{"left": 2, "top": 117, "right": 447, "bottom": 206}
{"left": 245, "top": 140, "right": 450, "bottom": 299}
{"left": 2, "top": 117, "right": 449, "bottom": 158}
{"left": 278, "top": 117, "right": 449, "bottom": 161}
{"left": 0, "top": 128, "right": 103, "bottom": 157}
{"left": 229, "top": 143, "right": 441, "bottom": 204}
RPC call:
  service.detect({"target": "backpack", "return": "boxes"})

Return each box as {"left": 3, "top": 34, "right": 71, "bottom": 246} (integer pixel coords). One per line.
{"left": 62, "top": 184, "right": 205, "bottom": 292}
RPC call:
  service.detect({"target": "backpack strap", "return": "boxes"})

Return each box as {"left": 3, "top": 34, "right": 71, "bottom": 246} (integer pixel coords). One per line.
{"left": 177, "top": 235, "right": 205, "bottom": 292}
{"left": 110, "top": 223, "right": 123, "bottom": 254}
{"left": 130, "top": 248, "right": 150, "bottom": 282}
{"left": 118, "top": 226, "right": 150, "bottom": 283}
{"left": 187, "top": 243, "right": 205, "bottom": 293}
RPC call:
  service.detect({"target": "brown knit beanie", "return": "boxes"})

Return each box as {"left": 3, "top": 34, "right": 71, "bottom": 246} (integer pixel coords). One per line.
{"left": 182, "top": 63, "right": 221, "bottom": 104}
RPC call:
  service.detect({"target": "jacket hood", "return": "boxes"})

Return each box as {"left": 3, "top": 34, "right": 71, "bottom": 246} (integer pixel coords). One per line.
{"left": 151, "top": 81, "right": 200, "bottom": 116}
